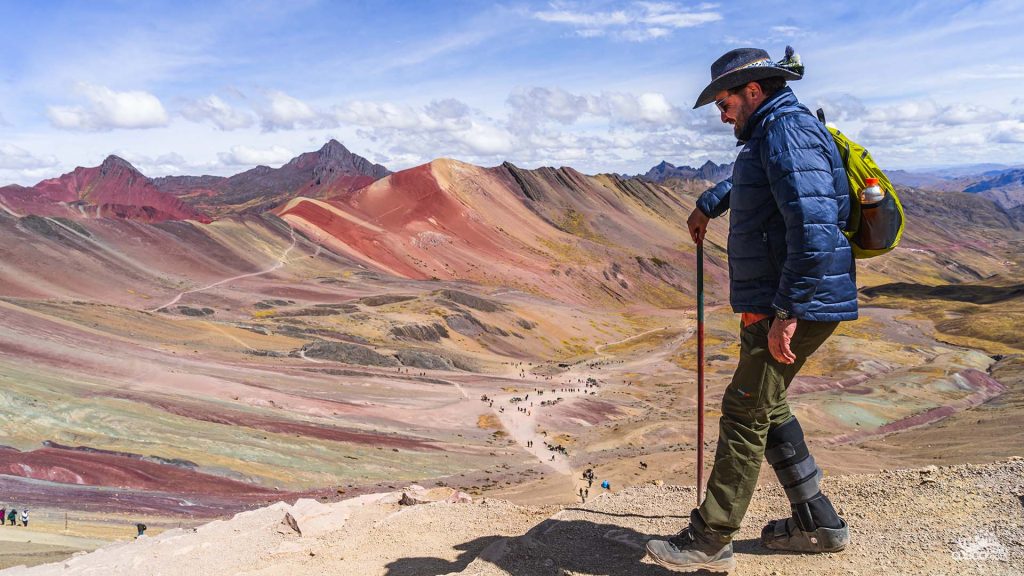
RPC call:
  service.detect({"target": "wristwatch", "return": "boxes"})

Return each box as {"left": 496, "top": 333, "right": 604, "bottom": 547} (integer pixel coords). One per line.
{"left": 774, "top": 307, "right": 792, "bottom": 321}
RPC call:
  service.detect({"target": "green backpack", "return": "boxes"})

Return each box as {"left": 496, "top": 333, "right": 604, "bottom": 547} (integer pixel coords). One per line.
{"left": 817, "top": 108, "right": 905, "bottom": 259}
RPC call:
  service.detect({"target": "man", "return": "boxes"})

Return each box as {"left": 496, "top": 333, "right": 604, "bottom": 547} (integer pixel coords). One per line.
{"left": 646, "top": 48, "right": 856, "bottom": 572}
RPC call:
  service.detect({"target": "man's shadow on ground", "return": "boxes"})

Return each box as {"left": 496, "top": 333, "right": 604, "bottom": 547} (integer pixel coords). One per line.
{"left": 384, "top": 509, "right": 778, "bottom": 576}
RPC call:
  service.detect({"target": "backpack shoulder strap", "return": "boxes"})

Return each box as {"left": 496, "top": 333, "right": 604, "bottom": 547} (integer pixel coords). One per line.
{"left": 762, "top": 104, "right": 814, "bottom": 132}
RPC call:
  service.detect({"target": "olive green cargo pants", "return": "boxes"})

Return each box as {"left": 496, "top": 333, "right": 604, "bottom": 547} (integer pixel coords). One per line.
{"left": 698, "top": 317, "right": 838, "bottom": 536}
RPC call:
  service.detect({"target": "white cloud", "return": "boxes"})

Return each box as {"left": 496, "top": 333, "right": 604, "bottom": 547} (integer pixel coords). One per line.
{"left": 507, "top": 87, "right": 682, "bottom": 133}
{"left": 259, "top": 91, "right": 331, "bottom": 131}
{"left": 218, "top": 144, "right": 296, "bottom": 166}
{"left": 181, "top": 95, "right": 254, "bottom": 130}
{"left": 533, "top": 1, "right": 721, "bottom": 42}
{"left": 109, "top": 151, "right": 218, "bottom": 177}
{"left": 334, "top": 100, "right": 429, "bottom": 130}
{"left": 507, "top": 87, "right": 589, "bottom": 127}
{"left": 533, "top": 9, "right": 630, "bottom": 27}
{"left": 989, "top": 121, "right": 1024, "bottom": 144}
{"left": 456, "top": 120, "right": 516, "bottom": 155}
{"left": 642, "top": 11, "right": 719, "bottom": 28}
{"left": 342, "top": 97, "right": 516, "bottom": 160}
{"left": 854, "top": 99, "right": 1007, "bottom": 148}
{"left": 0, "top": 144, "right": 60, "bottom": 170}
{"left": 621, "top": 27, "right": 671, "bottom": 41}
{"left": 47, "top": 83, "right": 169, "bottom": 131}
{"left": 936, "top": 103, "right": 1005, "bottom": 126}
{"left": 770, "top": 25, "right": 802, "bottom": 38}
{"left": 333, "top": 98, "right": 479, "bottom": 136}
{"left": 812, "top": 94, "right": 868, "bottom": 122}
{"left": 594, "top": 91, "right": 677, "bottom": 125}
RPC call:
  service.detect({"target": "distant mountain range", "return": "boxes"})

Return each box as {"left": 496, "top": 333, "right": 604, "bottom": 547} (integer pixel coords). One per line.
{"left": 638, "top": 160, "right": 732, "bottom": 184}
{"left": 4, "top": 142, "right": 1023, "bottom": 231}
{"left": 0, "top": 155, "right": 213, "bottom": 223}
{"left": 153, "top": 140, "right": 390, "bottom": 217}
{"left": 0, "top": 140, "right": 390, "bottom": 223}
{"left": 889, "top": 166, "right": 1024, "bottom": 213}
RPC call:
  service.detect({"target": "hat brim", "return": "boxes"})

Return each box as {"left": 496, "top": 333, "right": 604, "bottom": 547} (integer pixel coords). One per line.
{"left": 693, "top": 66, "right": 802, "bottom": 109}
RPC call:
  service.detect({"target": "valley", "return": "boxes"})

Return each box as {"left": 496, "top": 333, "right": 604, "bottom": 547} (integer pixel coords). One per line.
{"left": 0, "top": 146, "right": 1021, "bottom": 569}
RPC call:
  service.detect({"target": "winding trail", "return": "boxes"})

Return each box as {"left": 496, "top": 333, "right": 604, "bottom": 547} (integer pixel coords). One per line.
{"left": 593, "top": 326, "right": 673, "bottom": 357}
{"left": 488, "top": 381, "right": 593, "bottom": 476}
{"left": 0, "top": 195, "right": 21, "bottom": 218}
{"left": 297, "top": 349, "right": 324, "bottom": 364}
{"left": 148, "top": 227, "right": 298, "bottom": 313}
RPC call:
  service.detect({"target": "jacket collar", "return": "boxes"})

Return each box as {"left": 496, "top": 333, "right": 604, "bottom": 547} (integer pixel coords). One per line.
{"left": 736, "top": 86, "right": 799, "bottom": 145}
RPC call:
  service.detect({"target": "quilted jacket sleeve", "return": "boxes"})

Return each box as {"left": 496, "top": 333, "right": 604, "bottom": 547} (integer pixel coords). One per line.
{"left": 696, "top": 177, "right": 732, "bottom": 218}
{"left": 761, "top": 119, "right": 842, "bottom": 317}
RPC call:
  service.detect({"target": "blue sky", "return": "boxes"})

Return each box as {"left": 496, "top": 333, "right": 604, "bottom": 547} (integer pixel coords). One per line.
{"left": 1, "top": 0, "right": 1022, "bottom": 184}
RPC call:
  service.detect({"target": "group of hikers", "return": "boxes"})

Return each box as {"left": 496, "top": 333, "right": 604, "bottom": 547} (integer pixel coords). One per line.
{"left": 0, "top": 506, "right": 29, "bottom": 527}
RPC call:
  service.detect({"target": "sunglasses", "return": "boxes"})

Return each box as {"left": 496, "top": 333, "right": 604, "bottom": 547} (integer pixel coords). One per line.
{"left": 715, "top": 97, "right": 729, "bottom": 113}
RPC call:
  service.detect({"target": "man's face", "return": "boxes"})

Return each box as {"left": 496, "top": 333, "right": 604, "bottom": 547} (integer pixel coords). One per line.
{"left": 714, "top": 83, "right": 759, "bottom": 138}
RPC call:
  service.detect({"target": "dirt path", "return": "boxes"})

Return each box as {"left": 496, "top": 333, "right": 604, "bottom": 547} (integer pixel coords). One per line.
{"left": 6, "top": 459, "right": 1020, "bottom": 575}
{"left": 593, "top": 326, "right": 672, "bottom": 357}
{"left": 147, "top": 226, "right": 298, "bottom": 313}
{"left": 0, "top": 196, "right": 21, "bottom": 218}
{"left": 488, "top": 380, "right": 595, "bottom": 476}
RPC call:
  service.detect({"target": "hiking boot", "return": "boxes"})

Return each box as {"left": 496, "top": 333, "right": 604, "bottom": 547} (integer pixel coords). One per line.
{"left": 645, "top": 511, "right": 735, "bottom": 573}
{"left": 760, "top": 516, "right": 849, "bottom": 553}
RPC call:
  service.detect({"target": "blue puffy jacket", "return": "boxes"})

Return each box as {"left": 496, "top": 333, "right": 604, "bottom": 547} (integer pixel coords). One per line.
{"left": 697, "top": 87, "right": 857, "bottom": 322}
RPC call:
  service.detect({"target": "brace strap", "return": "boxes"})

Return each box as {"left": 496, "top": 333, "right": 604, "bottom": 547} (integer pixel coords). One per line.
{"left": 765, "top": 441, "right": 798, "bottom": 464}
{"left": 775, "top": 455, "right": 818, "bottom": 486}
{"left": 783, "top": 468, "right": 822, "bottom": 504}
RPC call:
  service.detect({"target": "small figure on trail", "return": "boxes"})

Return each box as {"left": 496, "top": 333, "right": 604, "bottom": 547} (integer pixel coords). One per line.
{"left": 7, "top": 509, "right": 16, "bottom": 526}
{"left": 601, "top": 480, "right": 610, "bottom": 490}
{"left": 645, "top": 46, "right": 852, "bottom": 573}
{"left": 20, "top": 509, "right": 28, "bottom": 527}
{"left": 136, "top": 523, "right": 147, "bottom": 537}
{"left": 0, "top": 508, "right": 5, "bottom": 524}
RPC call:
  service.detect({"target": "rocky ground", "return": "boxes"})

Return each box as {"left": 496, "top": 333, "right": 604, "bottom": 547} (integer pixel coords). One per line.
{"left": 2, "top": 459, "right": 1020, "bottom": 576}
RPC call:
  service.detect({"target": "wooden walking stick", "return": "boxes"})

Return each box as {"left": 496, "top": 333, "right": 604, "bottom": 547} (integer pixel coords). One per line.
{"left": 696, "top": 240, "right": 705, "bottom": 506}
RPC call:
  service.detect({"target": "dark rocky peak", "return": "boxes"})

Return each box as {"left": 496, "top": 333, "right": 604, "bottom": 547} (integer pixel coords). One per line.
{"left": 99, "top": 155, "right": 144, "bottom": 177}
{"left": 696, "top": 160, "right": 732, "bottom": 182}
{"left": 318, "top": 139, "right": 352, "bottom": 160}
{"left": 309, "top": 140, "right": 390, "bottom": 181}
{"left": 964, "top": 168, "right": 1024, "bottom": 193}
{"left": 641, "top": 159, "right": 732, "bottom": 184}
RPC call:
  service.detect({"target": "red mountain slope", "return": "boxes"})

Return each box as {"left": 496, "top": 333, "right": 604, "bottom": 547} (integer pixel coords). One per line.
{"left": 0, "top": 156, "right": 211, "bottom": 223}
{"left": 154, "top": 140, "right": 390, "bottom": 216}
{"left": 276, "top": 158, "right": 706, "bottom": 306}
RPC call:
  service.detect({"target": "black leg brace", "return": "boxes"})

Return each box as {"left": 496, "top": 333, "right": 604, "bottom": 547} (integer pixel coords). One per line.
{"left": 765, "top": 417, "right": 842, "bottom": 531}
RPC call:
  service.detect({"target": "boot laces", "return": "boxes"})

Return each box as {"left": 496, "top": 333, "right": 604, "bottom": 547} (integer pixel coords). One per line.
{"left": 667, "top": 527, "right": 696, "bottom": 551}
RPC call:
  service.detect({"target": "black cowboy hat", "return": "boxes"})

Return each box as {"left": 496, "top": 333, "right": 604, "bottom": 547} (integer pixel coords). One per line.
{"left": 694, "top": 47, "right": 802, "bottom": 109}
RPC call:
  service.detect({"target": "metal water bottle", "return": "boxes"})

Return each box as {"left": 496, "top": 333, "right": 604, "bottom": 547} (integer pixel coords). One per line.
{"left": 857, "top": 177, "right": 886, "bottom": 250}
{"left": 860, "top": 177, "right": 884, "bottom": 203}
